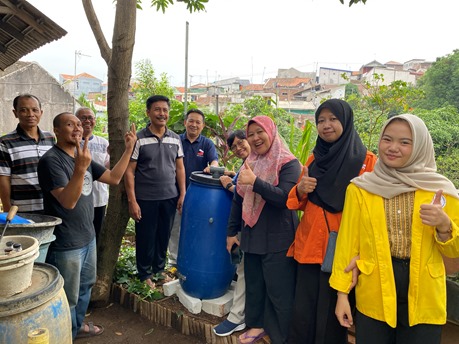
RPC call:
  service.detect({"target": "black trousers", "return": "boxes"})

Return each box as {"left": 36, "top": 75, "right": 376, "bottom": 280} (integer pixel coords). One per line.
{"left": 244, "top": 251, "right": 296, "bottom": 344}
{"left": 93, "top": 205, "right": 106, "bottom": 242}
{"left": 355, "top": 257, "right": 442, "bottom": 344}
{"left": 289, "top": 263, "right": 349, "bottom": 344}
{"left": 135, "top": 198, "right": 177, "bottom": 281}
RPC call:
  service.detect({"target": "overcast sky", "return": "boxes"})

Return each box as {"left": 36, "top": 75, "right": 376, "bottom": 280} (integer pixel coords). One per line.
{"left": 24, "top": 0, "right": 458, "bottom": 86}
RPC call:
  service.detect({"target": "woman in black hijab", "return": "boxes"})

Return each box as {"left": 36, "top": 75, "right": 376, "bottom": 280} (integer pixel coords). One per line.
{"left": 286, "top": 99, "right": 377, "bottom": 344}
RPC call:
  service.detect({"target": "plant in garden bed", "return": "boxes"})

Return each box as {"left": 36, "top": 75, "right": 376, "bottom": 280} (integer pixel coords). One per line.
{"left": 114, "top": 239, "right": 164, "bottom": 301}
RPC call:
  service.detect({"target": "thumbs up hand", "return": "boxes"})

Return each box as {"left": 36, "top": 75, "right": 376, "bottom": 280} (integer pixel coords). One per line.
{"left": 420, "top": 190, "right": 451, "bottom": 232}
{"left": 238, "top": 160, "right": 257, "bottom": 186}
{"left": 297, "top": 165, "right": 317, "bottom": 199}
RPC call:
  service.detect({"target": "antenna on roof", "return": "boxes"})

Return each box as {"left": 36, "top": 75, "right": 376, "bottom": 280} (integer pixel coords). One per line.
{"left": 73, "top": 50, "right": 91, "bottom": 113}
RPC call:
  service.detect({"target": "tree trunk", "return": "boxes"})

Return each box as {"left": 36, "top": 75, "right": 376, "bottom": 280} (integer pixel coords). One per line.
{"left": 82, "top": 0, "right": 137, "bottom": 305}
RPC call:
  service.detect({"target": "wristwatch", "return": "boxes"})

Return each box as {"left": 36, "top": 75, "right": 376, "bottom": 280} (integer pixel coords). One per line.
{"left": 225, "top": 182, "right": 233, "bottom": 190}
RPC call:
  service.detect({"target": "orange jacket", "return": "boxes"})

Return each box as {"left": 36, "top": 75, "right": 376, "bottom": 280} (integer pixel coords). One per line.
{"left": 286, "top": 151, "right": 377, "bottom": 264}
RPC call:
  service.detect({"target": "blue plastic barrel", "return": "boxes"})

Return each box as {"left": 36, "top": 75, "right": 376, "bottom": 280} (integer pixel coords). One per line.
{"left": 177, "top": 171, "right": 236, "bottom": 299}
{"left": 0, "top": 262, "right": 72, "bottom": 343}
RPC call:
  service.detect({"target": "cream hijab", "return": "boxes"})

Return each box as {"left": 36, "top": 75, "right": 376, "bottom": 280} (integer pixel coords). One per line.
{"left": 352, "top": 114, "right": 459, "bottom": 199}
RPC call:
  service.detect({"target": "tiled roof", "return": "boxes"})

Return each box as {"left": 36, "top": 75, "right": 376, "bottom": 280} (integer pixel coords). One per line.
{"left": 0, "top": 0, "right": 67, "bottom": 70}
{"left": 75, "top": 72, "right": 98, "bottom": 79}
{"left": 60, "top": 73, "right": 74, "bottom": 80}
{"left": 60, "top": 72, "right": 99, "bottom": 80}
{"left": 385, "top": 61, "right": 403, "bottom": 65}
{"left": 264, "top": 77, "right": 311, "bottom": 88}
{"left": 242, "top": 84, "right": 264, "bottom": 91}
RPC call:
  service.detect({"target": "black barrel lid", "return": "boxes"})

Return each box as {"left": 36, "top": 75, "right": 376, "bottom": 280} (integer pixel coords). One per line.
{"left": 190, "top": 171, "right": 224, "bottom": 187}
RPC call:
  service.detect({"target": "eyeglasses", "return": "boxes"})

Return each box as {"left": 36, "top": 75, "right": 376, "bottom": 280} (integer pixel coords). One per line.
{"left": 230, "top": 139, "right": 245, "bottom": 152}
{"left": 79, "top": 116, "right": 95, "bottom": 121}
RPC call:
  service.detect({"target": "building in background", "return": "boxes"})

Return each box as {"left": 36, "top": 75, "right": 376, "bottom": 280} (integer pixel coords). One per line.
{"left": 0, "top": 61, "right": 74, "bottom": 133}
{"left": 59, "top": 72, "right": 103, "bottom": 99}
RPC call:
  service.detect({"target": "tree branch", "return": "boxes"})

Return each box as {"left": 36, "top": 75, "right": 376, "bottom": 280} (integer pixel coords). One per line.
{"left": 82, "top": 0, "right": 112, "bottom": 64}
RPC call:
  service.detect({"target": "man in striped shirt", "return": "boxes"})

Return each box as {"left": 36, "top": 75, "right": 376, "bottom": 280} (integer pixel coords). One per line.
{"left": 125, "top": 95, "right": 186, "bottom": 290}
{"left": 0, "top": 94, "right": 55, "bottom": 213}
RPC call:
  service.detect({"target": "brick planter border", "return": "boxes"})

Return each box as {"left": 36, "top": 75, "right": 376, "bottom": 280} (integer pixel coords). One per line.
{"left": 110, "top": 283, "right": 245, "bottom": 344}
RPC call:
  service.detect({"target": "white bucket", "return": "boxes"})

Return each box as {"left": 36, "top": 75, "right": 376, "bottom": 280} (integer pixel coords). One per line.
{"left": 0, "top": 235, "right": 39, "bottom": 297}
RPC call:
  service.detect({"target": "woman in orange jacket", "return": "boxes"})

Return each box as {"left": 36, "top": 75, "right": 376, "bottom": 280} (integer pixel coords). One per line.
{"left": 286, "top": 99, "right": 377, "bottom": 344}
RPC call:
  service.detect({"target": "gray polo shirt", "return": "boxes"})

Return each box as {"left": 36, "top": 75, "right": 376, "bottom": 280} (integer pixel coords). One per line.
{"left": 131, "top": 127, "right": 183, "bottom": 201}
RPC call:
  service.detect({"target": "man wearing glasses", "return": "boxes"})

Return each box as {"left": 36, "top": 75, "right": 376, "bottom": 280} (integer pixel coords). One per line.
{"left": 76, "top": 107, "right": 110, "bottom": 242}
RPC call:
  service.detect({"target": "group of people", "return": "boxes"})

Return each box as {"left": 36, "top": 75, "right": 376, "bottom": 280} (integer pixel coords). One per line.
{"left": 214, "top": 98, "right": 458, "bottom": 344}
{"left": 0, "top": 93, "right": 458, "bottom": 344}
{"left": 0, "top": 93, "right": 135, "bottom": 340}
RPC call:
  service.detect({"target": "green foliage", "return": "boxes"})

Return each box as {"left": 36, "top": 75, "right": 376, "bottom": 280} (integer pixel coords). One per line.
{"left": 347, "top": 74, "right": 424, "bottom": 152}
{"left": 339, "top": 0, "right": 367, "bottom": 6}
{"left": 417, "top": 50, "right": 459, "bottom": 111}
{"left": 436, "top": 149, "right": 459, "bottom": 189}
{"left": 204, "top": 96, "right": 315, "bottom": 169}
{"left": 128, "top": 59, "right": 177, "bottom": 130}
{"left": 345, "top": 83, "right": 360, "bottom": 98}
{"left": 125, "top": 218, "right": 136, "bottom": 237}
{"left": 414, "top": 106, "right": 459, "bottom": 157}
{"left": 290, "top": 120, "right": 316, "bottom": 165}
{"left": 114, "top": 240, "right": 163, "bottom": 301}
{"left": 149, "top": 0, "right": 208, "bottom": 13}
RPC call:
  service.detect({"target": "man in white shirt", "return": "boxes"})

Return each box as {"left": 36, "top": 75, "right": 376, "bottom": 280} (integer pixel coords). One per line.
{"left": 76, "top": 107, "right": 109, "bottom": 242}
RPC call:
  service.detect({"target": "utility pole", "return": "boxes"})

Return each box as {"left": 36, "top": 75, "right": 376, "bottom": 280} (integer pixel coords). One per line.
{"left": 73, "top": 50, "right": 90, "bottom": 113}
{"left": 184, "top": 21, "right": 189, "bottom": 116}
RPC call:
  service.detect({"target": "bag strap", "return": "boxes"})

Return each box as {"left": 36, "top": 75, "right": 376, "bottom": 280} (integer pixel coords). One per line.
{"left": 323, "top": 208, "right": 331, "bottom": 233}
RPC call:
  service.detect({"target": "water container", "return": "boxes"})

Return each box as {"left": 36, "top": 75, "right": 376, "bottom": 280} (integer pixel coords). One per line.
{"left": 8, "top": 213, "right": 62, "bottom": 262}
{"left": 0, "top": 262, "right": 72, "bottom": 344}
{"left": 177, "top": 171, "right": 236, "bottom": 299}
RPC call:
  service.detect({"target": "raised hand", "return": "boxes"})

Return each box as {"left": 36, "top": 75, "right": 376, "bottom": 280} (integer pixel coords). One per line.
{"left": 75, "top": 135, "right": 92, "bottom": 171}
{"left": 238, "top": 160, "right": 256, "bottom": 186}
{"left": 419, "top": 190, "right": 450, "bottom": 232}
{"left": 297, "top": 166, "right": 317, "bottom": 199}
{"left": 125, "top": 123, "right": 137, "bottom": 151}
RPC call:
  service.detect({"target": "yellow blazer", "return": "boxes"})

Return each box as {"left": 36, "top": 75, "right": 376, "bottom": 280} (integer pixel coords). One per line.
{"left": 330, "top": 184, "right": 459, "bottom": 328}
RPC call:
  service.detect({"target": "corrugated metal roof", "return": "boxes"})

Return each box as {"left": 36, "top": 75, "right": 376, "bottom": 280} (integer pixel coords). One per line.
{"left": 0, "top": 0, "right": 67, "bottom": 70}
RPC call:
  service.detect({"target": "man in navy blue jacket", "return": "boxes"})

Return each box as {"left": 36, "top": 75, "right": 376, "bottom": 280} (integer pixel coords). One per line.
{"left": 167, "top": 108, "right": 218, "bottom": 266}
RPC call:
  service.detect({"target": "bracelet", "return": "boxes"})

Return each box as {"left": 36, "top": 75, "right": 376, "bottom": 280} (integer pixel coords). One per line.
{"left": 225, "top": 182, "right": 233, "bottom": 190}
{"left": 436, "top": 222, "right": 452, "bottom": 235}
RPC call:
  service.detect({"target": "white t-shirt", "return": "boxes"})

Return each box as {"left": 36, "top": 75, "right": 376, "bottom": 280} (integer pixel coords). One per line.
{"left": 83, "top": 135, "right": 109, "bottom": 207}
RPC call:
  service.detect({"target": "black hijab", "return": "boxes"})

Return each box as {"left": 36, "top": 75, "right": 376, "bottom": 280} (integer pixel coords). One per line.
{"left": 308, "top": 99, "right": 367, "bottom": 213}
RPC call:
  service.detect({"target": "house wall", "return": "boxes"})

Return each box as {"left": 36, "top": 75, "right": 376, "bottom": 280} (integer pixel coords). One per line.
{"left": 0, "top": 63, "right": 75, "bottom": 134}
{"left": 319, "top": 68, "right": 352, "bottom": 85}
{"left": 363, "top": 67, "right": 416, "bottom": 86}
{"left": 76, "top": 77, "right": 102, "bottom": 98}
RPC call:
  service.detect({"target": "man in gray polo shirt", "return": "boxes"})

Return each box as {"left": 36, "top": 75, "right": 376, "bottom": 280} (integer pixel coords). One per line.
{"left": 125, "top": 95, "right": 186, "bottom": 289}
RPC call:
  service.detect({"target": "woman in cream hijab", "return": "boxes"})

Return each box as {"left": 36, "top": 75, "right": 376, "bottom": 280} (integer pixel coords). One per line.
{"left": 330, "top": 114, "right": 459, "bottom": 344}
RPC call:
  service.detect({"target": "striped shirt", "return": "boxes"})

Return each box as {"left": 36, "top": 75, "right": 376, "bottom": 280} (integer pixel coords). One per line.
{"left": 0, "top": 125, "right": 55, "bottom": 212}
{"left": 131, "top": 127, "right": 183, "bottom": 201}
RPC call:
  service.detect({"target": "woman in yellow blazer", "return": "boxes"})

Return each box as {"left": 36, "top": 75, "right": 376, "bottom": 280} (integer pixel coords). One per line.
{"left": 330, "top": 114, "right": 459, "bottom": 344}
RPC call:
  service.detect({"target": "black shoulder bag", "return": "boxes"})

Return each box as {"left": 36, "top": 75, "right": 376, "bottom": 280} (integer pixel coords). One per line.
{"left": 321, "top": 209, "right": 338, "bottom": 273}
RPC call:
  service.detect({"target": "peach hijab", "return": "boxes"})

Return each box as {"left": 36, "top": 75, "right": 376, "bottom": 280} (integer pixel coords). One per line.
{"left": 352, "top": 114, "right": 459, "bottom": 199}
{"left": 237, "top": 116, "right": 298, "bottom": 228}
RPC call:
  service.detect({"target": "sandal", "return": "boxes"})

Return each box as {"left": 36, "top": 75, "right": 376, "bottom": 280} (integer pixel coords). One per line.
{"left": 237, "top": 330, "right": 266, "bottom": 344}
{"left": 75, "top": 321, "right": 104, "bottom": 339}
{"left": 145, "top": 278, "right": 156, "bottom": 290}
